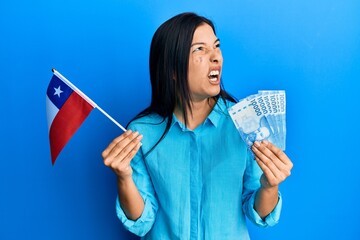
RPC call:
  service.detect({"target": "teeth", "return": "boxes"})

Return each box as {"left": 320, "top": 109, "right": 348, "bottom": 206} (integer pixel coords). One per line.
{"left": 208, "top": 70, "right": 219, "bottom": 77}
{"left": 208, "top": 70, "right": 219, "bottom": 82}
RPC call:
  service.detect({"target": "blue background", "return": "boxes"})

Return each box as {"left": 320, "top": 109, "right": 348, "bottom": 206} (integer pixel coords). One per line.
{"left": 1, "top": 0, "right": 359, "bottom": 239}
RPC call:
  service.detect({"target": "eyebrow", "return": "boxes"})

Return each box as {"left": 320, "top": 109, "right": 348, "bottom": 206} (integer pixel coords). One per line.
{"left": 191, "top": 38, "right": 220, "bottom": 47}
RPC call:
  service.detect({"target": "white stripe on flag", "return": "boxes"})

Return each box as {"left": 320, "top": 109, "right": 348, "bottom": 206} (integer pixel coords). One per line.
{"left": 46, "top": 95, "right": 59, "bottom": 131}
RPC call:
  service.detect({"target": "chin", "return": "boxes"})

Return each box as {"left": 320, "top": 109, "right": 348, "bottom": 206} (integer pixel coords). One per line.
{"left": 212, "top": 87, "right": 221, "bottom": 96}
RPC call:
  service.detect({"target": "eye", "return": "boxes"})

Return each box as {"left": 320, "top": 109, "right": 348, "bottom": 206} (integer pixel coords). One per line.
{"left": 215, "top": 43, "right": 221, "bottom": 48}
{"left": 192, "top": 46, "right": 205, "bottom": 53}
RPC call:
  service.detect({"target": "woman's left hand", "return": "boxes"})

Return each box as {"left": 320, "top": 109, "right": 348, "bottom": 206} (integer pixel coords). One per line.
{"left": 252, "top": 140, "right": 293, "bottom": 188}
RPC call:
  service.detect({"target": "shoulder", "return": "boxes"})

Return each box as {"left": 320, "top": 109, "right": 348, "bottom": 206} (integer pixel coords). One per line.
{"left": 128, "top": 113, "right": 166, "bottom": 132}
{"left": 128, "top": 113, "right": 170, "bottom": 157}
{"left": 127, "top": 113, "right": 169, "bottom": 148}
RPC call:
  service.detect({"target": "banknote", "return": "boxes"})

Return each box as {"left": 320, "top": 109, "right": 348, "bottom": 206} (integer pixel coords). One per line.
{"left": 228, "top": 90, "right": 286, "bottom": 154}
{"left": 258, "top": 90, "right": 286, "bottom": 150}
{"left": 246, "top": 93, "right": 281, "bottom": 147}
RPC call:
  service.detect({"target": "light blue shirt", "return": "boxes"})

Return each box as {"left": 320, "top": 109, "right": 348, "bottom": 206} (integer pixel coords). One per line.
{"left": 116, "top": 98, "right": 282, "bottom": 240}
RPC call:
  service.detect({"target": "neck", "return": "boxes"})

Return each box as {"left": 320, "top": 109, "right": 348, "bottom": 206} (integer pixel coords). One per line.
{"left": 174, "top": 97, "right": 216, "bottom": 130}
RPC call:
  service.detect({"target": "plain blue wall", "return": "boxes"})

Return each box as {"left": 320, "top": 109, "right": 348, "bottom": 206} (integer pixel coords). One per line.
{"left": 1, "top": 0, "right": 360, "bottom": 239}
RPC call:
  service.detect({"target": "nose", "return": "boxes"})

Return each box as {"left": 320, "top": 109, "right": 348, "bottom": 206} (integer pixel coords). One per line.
{"left": 210, "top": 57, "right": 218, "bottom": 63}
{"left": 210, "top": 49, "right": 221, "bottom": 63}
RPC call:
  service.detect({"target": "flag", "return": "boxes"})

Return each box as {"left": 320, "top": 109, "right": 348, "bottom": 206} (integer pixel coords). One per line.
{"left": 46, "top": 72, "right": 95, "bottom": 165}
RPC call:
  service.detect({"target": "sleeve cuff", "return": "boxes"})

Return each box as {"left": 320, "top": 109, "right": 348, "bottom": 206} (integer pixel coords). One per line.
{"left": 115, "top": 196, "right": 156, "bottom": 237}
{"left": 246, "top": 190, "right": 282, "bottom": 227}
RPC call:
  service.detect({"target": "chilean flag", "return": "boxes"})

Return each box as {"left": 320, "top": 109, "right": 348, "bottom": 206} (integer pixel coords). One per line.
{"left": 46, "top": 72, "right": 95, "bottom": 165}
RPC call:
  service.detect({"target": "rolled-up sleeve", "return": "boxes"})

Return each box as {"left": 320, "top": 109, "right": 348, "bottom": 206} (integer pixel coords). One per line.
{"left": 116, "top": 195, "right": 157, "bottom": 236}
{"left": 245, "top": 190, "right": 282, "bottom": 227}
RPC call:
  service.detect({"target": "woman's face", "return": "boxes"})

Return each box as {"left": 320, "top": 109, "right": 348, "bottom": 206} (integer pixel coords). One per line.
{"left": 188, "top": 23, "right": 223, "bottom": 102}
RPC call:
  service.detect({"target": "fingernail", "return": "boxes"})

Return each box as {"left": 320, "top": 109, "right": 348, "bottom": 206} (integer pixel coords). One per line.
{"left": 137, "top": 134, "right": 143, "bottom": 140}
{"left": 263, "top": 140, "right": 269, "bottom": 145}
{"left": 254, "top": 141, "right": 260, "bottom": 147}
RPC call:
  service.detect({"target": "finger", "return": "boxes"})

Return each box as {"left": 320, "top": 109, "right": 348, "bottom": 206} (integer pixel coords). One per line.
{"left": 253, "top": 141, "right": 291, "bottom": 173}
{"left": 107, "top": 131, "right": 140, "bottom": 158}
{"left": 103, "top": 132, "right": 141, "bottom": 165}
{"left": 122, "top": 141, "right": 143, "bottom": 167}
{"left": 263, "top": 140, "right": 293, "bottom": 169}
{"left": 108, "top": 142, "right": 142, "bottom": 175}
{"left": 254, "top": 141, "right": 293, "bottom": 184}
{"left": 253, "top": 146, "right": 286, "bottom": 183}
{"left": 255, "top": 156, "right": 276, "bottom": 181}
{"left": 254, "top": 142, "right": 290, "bottom": 184}
{"left": 102, "top": 130, "right": 133, "bottom": 158}
{"left": 252, "top": 141, "right": 286, "bottom": 171}
{"left": 255, "top": 155, "right": 287, "bottom": 186}
{"left": 114, "top": 133, "right": 143, "bottom": 159}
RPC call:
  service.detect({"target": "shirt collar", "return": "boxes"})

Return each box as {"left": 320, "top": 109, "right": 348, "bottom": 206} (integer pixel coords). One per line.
{"left": 207, "top": 98, "right": 229, "bottom": 128}
{"left": 171, "top": 98, "right": 230, "bottom": 130}
{"left": 171, "top": 114, "right": 185, "bottom": 130}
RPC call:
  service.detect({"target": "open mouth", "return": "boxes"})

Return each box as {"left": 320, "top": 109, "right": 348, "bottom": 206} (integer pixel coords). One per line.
{"left": 208, "top": 70, "right": 220, "bottom": 82}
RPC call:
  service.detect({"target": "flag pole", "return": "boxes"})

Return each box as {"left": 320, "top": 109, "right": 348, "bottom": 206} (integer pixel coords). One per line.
{"left": 52, "top": 69, "right": 127, "bottom": 132}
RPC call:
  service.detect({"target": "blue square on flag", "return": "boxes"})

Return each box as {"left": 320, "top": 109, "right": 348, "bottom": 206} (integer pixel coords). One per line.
{"left": 47, "top": 75, "right": 73, "bottom": 109}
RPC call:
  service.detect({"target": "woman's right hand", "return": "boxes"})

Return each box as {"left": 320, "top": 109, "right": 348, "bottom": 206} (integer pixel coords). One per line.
{"left": 102, "top": 130, "right": 143, "bottom": 180}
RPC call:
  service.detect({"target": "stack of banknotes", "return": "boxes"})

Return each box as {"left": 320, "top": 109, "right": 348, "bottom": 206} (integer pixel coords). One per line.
{"left": 228, "top": 90, "right": 286, "bottom": 151}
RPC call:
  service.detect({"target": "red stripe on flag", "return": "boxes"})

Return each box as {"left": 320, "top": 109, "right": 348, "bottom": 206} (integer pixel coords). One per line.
{"left": 49, "top": 91, "right": 94, "bottom": 165}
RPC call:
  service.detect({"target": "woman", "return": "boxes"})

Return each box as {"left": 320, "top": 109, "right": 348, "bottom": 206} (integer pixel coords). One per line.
{"left": 102, "top": 12, "right": 293, "bottom": 239}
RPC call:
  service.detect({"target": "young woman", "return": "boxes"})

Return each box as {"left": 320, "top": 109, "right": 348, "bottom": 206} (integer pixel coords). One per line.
{"left": 102, "top": 12, "right": 293, "bottom": 239}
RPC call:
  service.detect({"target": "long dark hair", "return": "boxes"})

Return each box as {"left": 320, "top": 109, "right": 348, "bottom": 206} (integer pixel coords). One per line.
{"left": 128, "top": 12, "right": 236, "bottom": 156}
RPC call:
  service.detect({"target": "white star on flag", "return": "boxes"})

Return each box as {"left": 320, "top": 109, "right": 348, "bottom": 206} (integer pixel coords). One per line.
{"left": 54, "top": 86, "right": 63, "bottom": 97}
